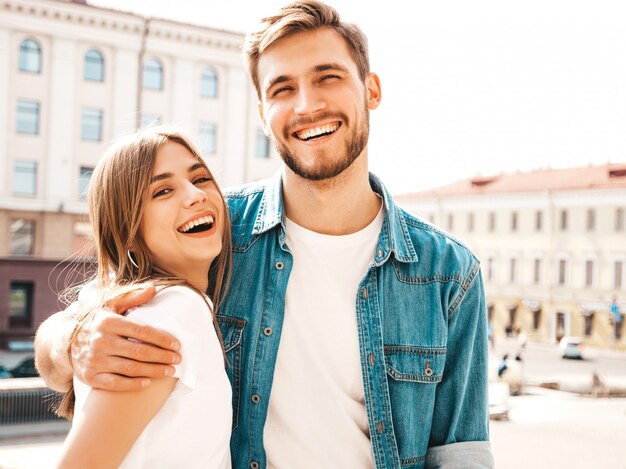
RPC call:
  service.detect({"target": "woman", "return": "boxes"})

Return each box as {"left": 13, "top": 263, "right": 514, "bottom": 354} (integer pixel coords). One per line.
{"left": 56, "top": 126, "right": 232, "bottom": 468}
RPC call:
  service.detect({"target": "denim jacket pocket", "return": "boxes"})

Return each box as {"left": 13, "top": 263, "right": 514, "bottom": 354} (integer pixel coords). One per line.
{"left": 384, "top": 346, "right": 447, "bottom": 468}
{"left": 216, "top": 315, "right": 246, "bottom": 431}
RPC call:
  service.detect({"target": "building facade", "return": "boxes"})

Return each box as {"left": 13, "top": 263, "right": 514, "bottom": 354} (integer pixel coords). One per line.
{"left": 397, "top": 164, "right": 626, "bottom": 349}
{"left": 0, "top": 0, "right": 280, "bottom": 346}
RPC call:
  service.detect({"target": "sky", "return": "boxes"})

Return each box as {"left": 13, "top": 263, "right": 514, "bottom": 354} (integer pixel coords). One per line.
{"left": 90, "top": 0, "right": 626, "bottom": 194}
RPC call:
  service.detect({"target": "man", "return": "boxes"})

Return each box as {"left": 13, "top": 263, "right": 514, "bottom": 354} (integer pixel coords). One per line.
{"left": 35, "top": 2, "right": 493, "bottom": 467}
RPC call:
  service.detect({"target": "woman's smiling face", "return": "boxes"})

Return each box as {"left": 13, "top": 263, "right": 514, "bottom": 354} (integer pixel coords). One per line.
{"left": 140, "top": 141, "right": 224, "bottom": 290}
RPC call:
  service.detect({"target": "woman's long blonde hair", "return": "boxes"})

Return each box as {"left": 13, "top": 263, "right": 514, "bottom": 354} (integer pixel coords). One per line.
{"left": 57, "top": 126, "right": 232, "bottom": 419}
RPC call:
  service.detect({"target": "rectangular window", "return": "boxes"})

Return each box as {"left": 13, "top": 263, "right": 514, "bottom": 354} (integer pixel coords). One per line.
{"left": 586, "top": 209, "right": 595, "bottom": 231}
{"left": 585, "top": 260, "right": 594, "bottom": 287}
{"left": 199, "top": 122, "right": 217, "bottom": 155}
{"left": 615, "top": 260, "right": 624, "bottom": 289}
{"left": 79, "top": 166, "right": 93, "bottom": 200}
{"left": 13, "top": 161, "right": 37, "bottom": 196}
{"left": 511, "top": 212, "right": 518, "bottom": 232}
{"left": 9, "top": 282, "right": 34, "bottom": 328}
{"left": 560, "top": 210, "right": 568, "bottom": 231}
{"left": 447, "top": 214, "right": 454, "bottom": 231}
{"left": 533, "top": 258, "right": 542, "bottom": 284}
{"left": 616, "top": 208, "right": 624, "bottom": 232}
{"left": 487, "top": 257, "right": 495, "bottom": 282}
{"left": 558, "top": 259, "right": 567, "bottom": 286}
{"left": 16, "top": 99, "right": 40, "bottom": 134}
{"left": 535, "top": 211, "right": 543, "bottom": 231}
{"left": 532, "top": 309, "right": 541, "bottom": 331}
{"left": 467, "top": 213, "right": 474, "bottom": 232}
{"left": 509, "top": 258, "right": 517, "bottom": 283}
{"left": 10, "top": 219, "right": 35, "bottom": 256}
{"left": 81, "top": 108, "right": 103, "bottom": 141}
{"left": 255, "top": 128, "right": 270, "bottom": 159}
{"left": 488, "top": 212, "right": 496, "bottom": 232}
{"left": 584, "top": 313, "right": 594, "bottom": 337}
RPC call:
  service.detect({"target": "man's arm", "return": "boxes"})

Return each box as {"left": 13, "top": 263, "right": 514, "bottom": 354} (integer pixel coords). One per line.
{"left": 426, "top": 263, "right": 494, "bottom": 468}
{"left": 34, "top": 287, "right": 182, "bottom": 392}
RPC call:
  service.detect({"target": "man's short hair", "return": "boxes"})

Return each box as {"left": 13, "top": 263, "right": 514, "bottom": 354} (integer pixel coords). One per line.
{"left": 244, "top": 0, "right": 370, "bottom": 100}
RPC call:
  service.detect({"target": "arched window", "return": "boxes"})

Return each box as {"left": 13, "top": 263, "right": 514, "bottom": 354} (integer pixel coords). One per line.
{"left": 19, "top": 38, "right": 41, "bottom": 73}
{"left": 84, "top": 49, "right": 104, "bottom": 82}
{"left": 200, "top": 67, "right": 218, "bottom": 98}
{"left": 143, "top": 58, "right": 163, "bottom": 90}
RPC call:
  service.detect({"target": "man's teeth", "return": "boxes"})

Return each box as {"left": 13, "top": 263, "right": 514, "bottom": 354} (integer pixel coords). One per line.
{"left": 296, "top": 123, "right": 339, "bottom": 141}
{"left": 179, "top": 215, "right": 214, "bottom": 233}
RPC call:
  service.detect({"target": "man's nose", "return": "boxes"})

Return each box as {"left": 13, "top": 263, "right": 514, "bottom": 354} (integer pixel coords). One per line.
{"left": 294, "top": 85, "right": 326, "bottom": 115}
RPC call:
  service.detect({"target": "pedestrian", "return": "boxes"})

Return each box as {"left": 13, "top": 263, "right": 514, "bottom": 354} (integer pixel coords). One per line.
{"left": 55, "top": 127, "right": 232, "bottom": 467}
{"left": 35, "top": 2, "right": 493, "bottom": 467}
{"left": 498, "top": 354, "right": 509, "bottom": 378}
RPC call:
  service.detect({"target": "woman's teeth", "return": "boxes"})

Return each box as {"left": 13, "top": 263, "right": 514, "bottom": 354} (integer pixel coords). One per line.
{"left": 179, "top": 215, "right": 214, "bottom": 233}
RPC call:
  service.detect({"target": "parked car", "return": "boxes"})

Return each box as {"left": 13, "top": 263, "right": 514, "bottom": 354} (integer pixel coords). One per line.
{"left": 559, "top": 336, "right": 584, "bottom": 359}
{"left": 10, "top": 357, "right": 38, "bottom": 378}
{"left": 0, "top": 365, "right": 12, "bottom": 379}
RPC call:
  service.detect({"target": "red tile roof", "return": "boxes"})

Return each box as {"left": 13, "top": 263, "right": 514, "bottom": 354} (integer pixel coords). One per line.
{"left": 396, "top": 163, "right": 626, "bottom": 199}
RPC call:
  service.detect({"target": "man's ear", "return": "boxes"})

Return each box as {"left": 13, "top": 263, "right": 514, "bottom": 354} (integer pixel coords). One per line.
{"left": 365, "top": 72, "right": 382, "bottom": 110}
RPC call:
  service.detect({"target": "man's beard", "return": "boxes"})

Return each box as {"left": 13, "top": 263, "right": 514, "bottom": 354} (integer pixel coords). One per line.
{"left": 274, "top": 107, "right": 369, "bottom": 181}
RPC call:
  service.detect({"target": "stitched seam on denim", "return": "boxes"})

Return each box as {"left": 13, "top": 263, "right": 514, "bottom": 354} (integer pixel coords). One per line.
{"left": 231, "top": 232, "right": 262, "bottom": 253}
{"left": 224, "top": 185, "right": 265, "bottom": 198}
{"left": 385, "top": 366, "right": 443, "bottom": 382}
{"left": 216, "top": 316, "right": 245, "bottom": 431}
{"left": 384, "top": 346, "right": 447, "bottom": 355}
{"left": 372, "top": 271, "right": 401, "bottom": 469}
{"left": 400, "top": 454, "right": 426, "bottom": 465}
{"left": 448, "top": 261, "right": 480, "bottom": 318}
{"left": 392, "top": 262, "right": 465, "bottom": 286}
{"left": 403, "top": 215, "right": 473, "bottom": 254}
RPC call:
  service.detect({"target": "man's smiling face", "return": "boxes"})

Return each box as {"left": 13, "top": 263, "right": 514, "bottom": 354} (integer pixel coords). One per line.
{"left": 258, "top": 27, "right": 380, "bottom": 181}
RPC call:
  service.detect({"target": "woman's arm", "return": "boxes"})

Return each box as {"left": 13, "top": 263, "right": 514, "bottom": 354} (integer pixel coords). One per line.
{"left": 56, "top": 376, "right": 177, "bottom": 469}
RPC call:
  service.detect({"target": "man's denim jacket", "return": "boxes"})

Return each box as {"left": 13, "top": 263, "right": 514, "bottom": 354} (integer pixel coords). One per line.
{"left": 216, "top": 172, "right": 493, "bottom": 469}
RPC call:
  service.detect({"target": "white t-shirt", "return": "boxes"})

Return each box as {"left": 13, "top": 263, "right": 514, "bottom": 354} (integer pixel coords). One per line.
{"left": 263, "top": 207, "right": 384, "bottom": 469}
{"left": 73, "top": 285, "right": 232, "bottom": 469}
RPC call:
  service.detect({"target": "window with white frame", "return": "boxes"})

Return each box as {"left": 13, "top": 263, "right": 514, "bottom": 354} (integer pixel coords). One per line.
{"left": 584, "top": 258, "right": 595, "bottom": 287}
{"left": 10, "top": 219, "right": 35, "bottom": 255}
{"left": 511, "top": 211, "right": 518, "bottom": 232}
{"left": 586, "top": 209, "right": 596, "bottom": 232}
{"left": 199, "top": 122, "right": 217, "bottom": 155}
{"left": 13, "top": 161, "right": 37, "bottom": 196}
{"left": 488, "top": 212, "right": 496, "bottom": 232}
{"left": 79, "top": 166, "right": 94, "bottom": 200}
{"left": 535, "top": 210, "right": 543, "bottom": 231}
{"left": 81, "top": 108, "right": 103, "bottom": 141}
{"left": 533, "top": 257, "right": 542, "bottom": 284}
{"left": 256, "top": 128, "right": 270, "bottom": 159}
{"left": 143, "top": 58, "right": 163, "bottom": 90}
{"left": 84, "top": 49, "right": 104, "bottom": 81}
{"left": 509, "top": 256, "right": 519, "bottom": 284}
{"left": 616, "top": 208, "right": 624, "bottom": 232}
{"left": 16, "top": 100, "right": 40, "bottom": 135}
{"left": 557, "top": 255, "right": 569, "bottom": 286}
{"left": 614, "top": 259, "right": 624, "bottom": 290}
{"left": 467, "top": 213, "right": 475, "bottom": 232}
{"left": 560, "top": 210, "right": 568, "bottom": 231}
{"left": 200, "top": 67, "right": 218, "bottom": 97}
{"left": 19, "top": 38, "right": 41, "bottom": 73}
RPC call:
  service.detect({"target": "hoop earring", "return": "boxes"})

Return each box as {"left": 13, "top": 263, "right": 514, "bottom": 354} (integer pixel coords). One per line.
{"left": 127, "top": 250, "right": 139, "bottom": 269}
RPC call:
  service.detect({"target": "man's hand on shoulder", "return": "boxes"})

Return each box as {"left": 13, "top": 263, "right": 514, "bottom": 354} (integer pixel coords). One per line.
{"left": 71, "top": 285, "right": 181, "bottom": 391}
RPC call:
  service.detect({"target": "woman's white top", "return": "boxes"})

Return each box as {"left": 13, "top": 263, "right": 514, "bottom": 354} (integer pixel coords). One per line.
{"left": 73, "top": 285, "right": 232, "bottom": 468}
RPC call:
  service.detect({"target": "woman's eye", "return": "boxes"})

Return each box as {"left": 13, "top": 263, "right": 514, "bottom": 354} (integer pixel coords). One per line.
{"left": 152, "top": 188, "right": 171, "bottom": 198}
{"left": 194, "top": 176, "right": 212, "bottom": 185}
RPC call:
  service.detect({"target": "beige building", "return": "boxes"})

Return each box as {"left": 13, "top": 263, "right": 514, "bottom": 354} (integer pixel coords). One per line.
{"left": 0, "top": 0, "right": 280, "bottom": 346}
{"left": 397, "top": 164, "right": 626, "bottom": 349}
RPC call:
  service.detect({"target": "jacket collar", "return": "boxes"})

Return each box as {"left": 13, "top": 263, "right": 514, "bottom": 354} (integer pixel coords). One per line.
{"left": 252, "top": 171, "right": 418, "bottom": 264}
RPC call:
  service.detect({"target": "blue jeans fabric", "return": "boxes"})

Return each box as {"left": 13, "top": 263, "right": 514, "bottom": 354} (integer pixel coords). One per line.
{"left": 216, "top": 172, "right": 492, "bottom": 469}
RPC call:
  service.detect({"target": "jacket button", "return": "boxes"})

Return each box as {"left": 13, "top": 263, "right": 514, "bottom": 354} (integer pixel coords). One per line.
{"left": 369, "top": 353, "right": 375, "bottom": 366}
{"left": 276, "top": 261, "right": 284, "bottom": 270}
{"left": 264, "top": 327, "right": 273, "bottom": 336}
{"left": 377, "top": 248, "right": 383, "bottom": 258}
{"left": 378, "top": 421, "right": 384, "bottom": 434}
{"left": 251, "top": 394, "right": 261, "bottom": 404}
{"left": 251, "top": 462, "right": 259, "bottom": 469}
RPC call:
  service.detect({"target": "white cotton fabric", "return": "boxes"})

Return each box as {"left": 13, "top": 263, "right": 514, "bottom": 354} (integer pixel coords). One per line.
{"left": 73, "top": 285, "right": 232, "bottom": 469}
{"left": 263, "top": 206, "right": 384, "bottom": 469}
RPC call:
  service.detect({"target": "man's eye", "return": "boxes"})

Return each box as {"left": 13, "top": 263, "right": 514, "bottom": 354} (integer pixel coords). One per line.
{"left": 272, "top": 86, "right": 293, "bottom": 97}
{"left": 320, "top": 74, "right": 340, "bottom": 82}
